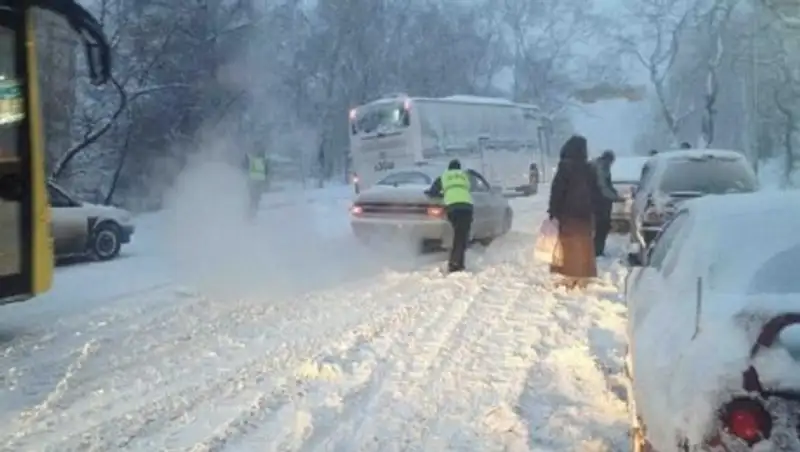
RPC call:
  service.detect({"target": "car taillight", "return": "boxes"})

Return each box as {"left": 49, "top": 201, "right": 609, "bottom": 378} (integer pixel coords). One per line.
{"left": 426, "top": 206, "right": 445, "bottom": 218}
{"left": 350, "top": 205, "right": 363, "bottom": 216}
{"left": 720, "top": 398, "right": 771, "bottom": 444}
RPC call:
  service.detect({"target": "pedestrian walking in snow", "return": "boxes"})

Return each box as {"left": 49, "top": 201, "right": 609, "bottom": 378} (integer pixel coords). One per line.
{"left": 590, "top": 150, "right": 623, "bottom": 257}
{"left": 547, "top": 135, "right": 598, "bottom": 289}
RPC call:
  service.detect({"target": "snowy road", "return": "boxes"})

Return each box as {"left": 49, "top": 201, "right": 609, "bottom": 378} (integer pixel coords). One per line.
{"left": 0, "top": 185, "right": 631, "bottom": 451}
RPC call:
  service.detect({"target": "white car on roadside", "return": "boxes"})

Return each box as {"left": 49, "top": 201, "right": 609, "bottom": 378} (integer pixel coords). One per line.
{"left": 48, "top": 181, "right": 135, "bottom": 260}
{"left": 625, "top": 190, "right": 800, "bottom": 451}
{"left": 628, "top": 150, "right": 757, "bottom": 261}
{"left": 349, "top": 164, "right": 513, "bottom": 251}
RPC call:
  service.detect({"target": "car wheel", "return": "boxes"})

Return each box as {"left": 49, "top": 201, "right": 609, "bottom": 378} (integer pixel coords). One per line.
{"left": 91, "top": 221, "right": 122, "bottom": 261}
{"left": 502, "top": 209, "right": 513, "bottom": 234}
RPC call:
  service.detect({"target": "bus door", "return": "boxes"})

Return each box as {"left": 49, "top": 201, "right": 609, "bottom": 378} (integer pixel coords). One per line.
{"left": 0, "top": 9, "right": 40, "bottom": 303}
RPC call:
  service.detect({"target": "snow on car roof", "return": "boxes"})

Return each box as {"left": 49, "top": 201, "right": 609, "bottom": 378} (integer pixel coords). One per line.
{"left": 651, "top": 149, "right": 746, "bottom": 161}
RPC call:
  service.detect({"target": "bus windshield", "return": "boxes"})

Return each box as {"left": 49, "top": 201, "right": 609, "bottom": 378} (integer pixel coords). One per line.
{"left": 352, "top": 101, "right": 409, "bottom": 135}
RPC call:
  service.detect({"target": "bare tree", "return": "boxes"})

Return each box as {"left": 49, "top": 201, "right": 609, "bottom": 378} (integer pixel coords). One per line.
{"left": 694, "top": 0, "right": 738, "bottom": 147}
{"left": 615, "top": 0, "right": 697, "bottom": 143}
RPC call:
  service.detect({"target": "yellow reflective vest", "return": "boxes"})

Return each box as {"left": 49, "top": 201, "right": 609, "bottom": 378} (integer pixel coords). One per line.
{"left": 441, "top": 169, "right": 472, "bottom": 205}
{"left": 248, "top": 156, "right": 267, "bottom": 181}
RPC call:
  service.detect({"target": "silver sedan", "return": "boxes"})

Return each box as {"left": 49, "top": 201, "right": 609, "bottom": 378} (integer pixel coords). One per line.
{"left": 349, "top": 165, "right": 513, "bottom": 250}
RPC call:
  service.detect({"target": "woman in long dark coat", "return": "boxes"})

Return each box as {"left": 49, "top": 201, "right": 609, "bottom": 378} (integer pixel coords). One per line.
{"left": 547, "top": 135, "right": 598, "bottom": 288}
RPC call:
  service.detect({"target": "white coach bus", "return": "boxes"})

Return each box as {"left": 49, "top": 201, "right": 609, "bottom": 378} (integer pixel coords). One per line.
{"left": 348, "top": 94, "right": 547, "bottom": 195}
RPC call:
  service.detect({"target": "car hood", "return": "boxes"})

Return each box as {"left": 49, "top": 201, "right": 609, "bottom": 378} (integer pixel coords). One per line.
{"left": 355, "top": 185, "right": 440, "bottom": 205}
{"left": 80, "top": 203, "right": 134, "bottom": 224}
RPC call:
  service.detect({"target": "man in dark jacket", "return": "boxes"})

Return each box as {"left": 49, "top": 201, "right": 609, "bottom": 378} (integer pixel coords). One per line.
{"left": 425, "top": 159, "right": 474, "bottom": 273}
{"left": 590, "top": 150, "right": 622, "bottom": 257}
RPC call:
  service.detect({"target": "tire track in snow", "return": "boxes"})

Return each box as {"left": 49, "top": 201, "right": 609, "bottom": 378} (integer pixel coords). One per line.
{"left": 189, "top": 267, "right": 483, "bottom": 451}
{"left": 256, "top": 244, "right": 631, "bottom": 451}
{"left": 184, "top": 291, "right": 426, "bottom": 452}
{"left": 335, "top": 264, "right": 537, "bottom": 451}
{"left": 0, "top": 271, "right": 427, "bottom": 451}
{"left": 218, "top": 268, "right": 488, "bottom": 451}
{"left": 243, "top": 233, "right": 535, "bottom": 450}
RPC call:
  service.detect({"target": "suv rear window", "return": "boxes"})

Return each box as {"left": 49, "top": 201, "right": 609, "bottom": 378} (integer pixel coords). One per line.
{"left": 659, "top": 158, "right": 756, "bottom": 194}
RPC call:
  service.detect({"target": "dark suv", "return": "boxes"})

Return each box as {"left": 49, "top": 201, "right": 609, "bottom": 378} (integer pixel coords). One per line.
{"left": 628, "top": 150, "right": 757, "bottom": 260}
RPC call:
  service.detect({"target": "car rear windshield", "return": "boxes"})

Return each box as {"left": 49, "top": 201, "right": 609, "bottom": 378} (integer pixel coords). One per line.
{"left": 659, "top": 158, "right": 757, "bottom": 194}
{"left": 376, "top": 171, "right": 432, "bottom": 186}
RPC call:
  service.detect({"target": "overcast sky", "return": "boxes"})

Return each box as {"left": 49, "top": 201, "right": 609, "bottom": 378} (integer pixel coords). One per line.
{"left": 569, "top": 0, "right": 649, "bottom": 157}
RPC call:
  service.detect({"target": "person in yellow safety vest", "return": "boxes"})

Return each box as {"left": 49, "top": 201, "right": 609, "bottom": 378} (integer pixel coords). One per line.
{"left": 424, "top": 159, "right": 474, "bottom": 273}
{"left": 243, "top": 151, "right": 269, "bottom": 219}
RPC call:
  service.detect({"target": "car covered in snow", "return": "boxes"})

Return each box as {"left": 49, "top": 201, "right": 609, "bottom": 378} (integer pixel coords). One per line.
{"left": 628, "top": 149, "right": 757, "bottom": 261}
{"left": 349, "top": 164, "right": 512, "bottom": 250}
{"left": 624, "top": 190, "right": 800, "bottom": 451}
{"left": 610, "top": 156, "right": 650, "bottom": 233}
{"left": 47, "top": 181, "right": 135, "bottom": 260}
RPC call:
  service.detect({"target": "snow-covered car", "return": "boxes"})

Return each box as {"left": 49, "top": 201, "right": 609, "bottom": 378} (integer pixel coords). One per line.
{"left": 610, "top": 156, "right": 649, "bottom": 233}
{"left": 625, "top": 190, "right": 800, "bottom": 451}
{"left": 628, "top": 149, "right": 757, "bottom": 261}
{"left": 47, "top": 181, "right": 135, "bottom": 260}
{"left": 349, "top": 164, "right": 512, "bottom": 249}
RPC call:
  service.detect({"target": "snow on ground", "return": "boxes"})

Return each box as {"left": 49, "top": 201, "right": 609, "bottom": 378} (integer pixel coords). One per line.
{"left": 0, "top": 179, "right": 631, "bottom": 451}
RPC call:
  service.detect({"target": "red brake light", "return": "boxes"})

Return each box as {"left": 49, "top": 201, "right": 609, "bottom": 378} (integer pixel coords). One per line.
{"left": 729, "top": 410, "right": 761, "bottom": 441}
{"left": 350, "top": 205, "right": 363, "bottom": 215}
{"left": 426, "top": 206, "right": 445, "bottom": 218}
{"left": 720, "top": 398, "right": 771, "bottom": 444}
